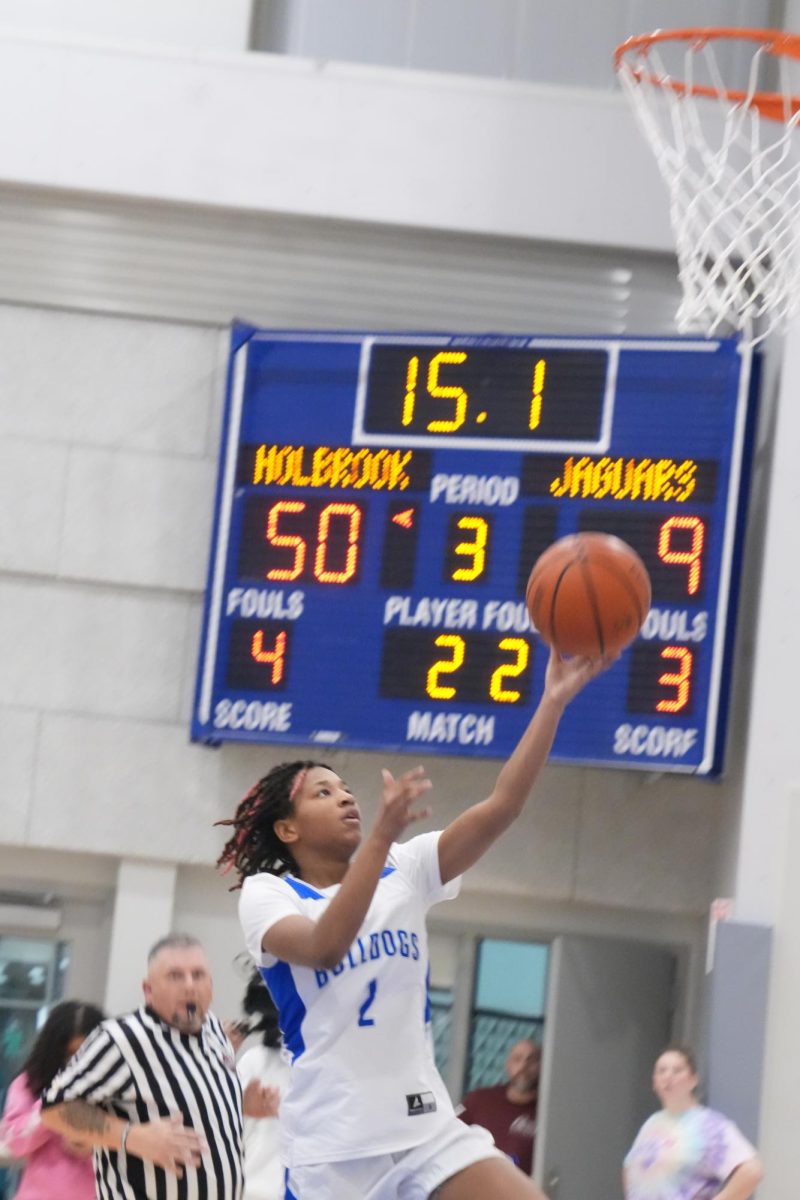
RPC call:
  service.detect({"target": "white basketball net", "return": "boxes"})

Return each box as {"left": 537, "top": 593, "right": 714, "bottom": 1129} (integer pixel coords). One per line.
{"left": 615, "top": 30, "right": 800, "bottom": 346}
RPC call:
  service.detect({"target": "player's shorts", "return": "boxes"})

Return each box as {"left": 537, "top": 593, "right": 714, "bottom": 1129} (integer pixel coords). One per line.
{"left": 284, "top": 1117, "right": 503, "bottom": 1200}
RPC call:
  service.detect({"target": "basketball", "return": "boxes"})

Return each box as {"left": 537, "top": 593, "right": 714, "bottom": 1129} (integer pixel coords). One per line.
{"left": 525, "top": 532, "right": 651, "bottom": 659}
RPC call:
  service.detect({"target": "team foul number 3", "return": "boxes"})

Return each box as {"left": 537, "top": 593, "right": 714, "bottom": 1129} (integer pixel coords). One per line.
{"left": 627, "top": 643, "right": 696, "bottom": 717}
{"left": 656, "top": 646, "right": 693, "bottom": 713}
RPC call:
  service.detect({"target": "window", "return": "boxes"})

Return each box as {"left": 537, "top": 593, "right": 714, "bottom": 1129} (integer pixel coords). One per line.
{"left": 0, "top": 937, "right": 69, "bottom": 1105}
{"left": 465, "top": 938, "right": 548, "bottom": 1091}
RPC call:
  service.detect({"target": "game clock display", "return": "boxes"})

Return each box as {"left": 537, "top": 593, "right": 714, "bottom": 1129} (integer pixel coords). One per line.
{"left": 192, "top": 327, "right": 758, "bottom": 775}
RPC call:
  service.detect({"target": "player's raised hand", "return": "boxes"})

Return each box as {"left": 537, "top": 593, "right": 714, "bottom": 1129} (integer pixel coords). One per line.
{"left": 373, "top": 766, "right": 432, "bottom": 845}
{"left": 543, "top": 644, "right": 614, "bottom": 709}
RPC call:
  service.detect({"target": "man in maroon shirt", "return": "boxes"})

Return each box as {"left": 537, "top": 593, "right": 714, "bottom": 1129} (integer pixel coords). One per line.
{"left": 457, "top": 1039, "right": 541, "bottom": 1175}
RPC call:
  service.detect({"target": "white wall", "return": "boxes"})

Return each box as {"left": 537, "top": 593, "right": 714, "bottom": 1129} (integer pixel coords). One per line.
{"left": 60, "top": 896, "right": 114, "bottom": 1010}
{"left": 0, "top": 33, "right": 672, "bottom": 251}
{"left": 0, "top": 0, "right": 252, "bottom": 52}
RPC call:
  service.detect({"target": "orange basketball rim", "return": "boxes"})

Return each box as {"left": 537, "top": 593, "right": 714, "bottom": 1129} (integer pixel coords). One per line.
{"left": 614, "top": 25, "right": 800, "bottom": 345}
{"left": 614, "top": 26, "right": 800, "bottom": 121}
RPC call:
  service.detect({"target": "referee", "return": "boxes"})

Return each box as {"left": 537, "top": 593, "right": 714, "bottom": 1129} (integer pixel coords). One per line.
{"left": 41, "top": 933, "right": 275, "bottom": 1200}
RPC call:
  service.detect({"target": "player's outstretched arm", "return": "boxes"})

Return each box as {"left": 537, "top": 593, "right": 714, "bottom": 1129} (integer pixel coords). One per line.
{"left": 438, "top": 647, "right": 609, "bottom": 884}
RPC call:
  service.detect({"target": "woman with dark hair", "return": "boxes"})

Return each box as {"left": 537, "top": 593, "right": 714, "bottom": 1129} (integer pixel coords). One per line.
{"left": 218, "top": 648, "right": 606, "bottom": 1200}
{"left": 1, "top": 1000, "right": 104, "bottom": 1199}
{"left": 624, "top": 1044, "right": 764, "bottom": 1200}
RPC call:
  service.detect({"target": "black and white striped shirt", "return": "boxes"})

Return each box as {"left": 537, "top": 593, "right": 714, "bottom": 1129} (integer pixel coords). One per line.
{"left": 43, "top": 1006, "right": 244, "bottom": 1200}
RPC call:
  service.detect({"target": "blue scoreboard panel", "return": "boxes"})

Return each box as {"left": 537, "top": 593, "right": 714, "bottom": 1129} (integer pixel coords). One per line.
{"left": 192, "top": 326, "right": 758, "bottom": 775}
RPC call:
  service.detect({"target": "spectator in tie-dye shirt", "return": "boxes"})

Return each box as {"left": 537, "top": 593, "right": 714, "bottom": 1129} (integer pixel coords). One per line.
{"left": 624, "top": 1045, "right": 763, "bottom": 1200}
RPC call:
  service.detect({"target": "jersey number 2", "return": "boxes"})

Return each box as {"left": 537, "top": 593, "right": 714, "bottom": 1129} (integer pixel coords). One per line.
{"left": 358, "top": 979, "right": 378, "bottom": 1027}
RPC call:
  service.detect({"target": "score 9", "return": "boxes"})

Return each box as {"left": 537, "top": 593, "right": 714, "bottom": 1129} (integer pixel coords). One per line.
{"left": 577, "top": 511, "right": 709, "bottom": 602}
{"left": 658, "top": 516, "right": 705, "bottom": 596}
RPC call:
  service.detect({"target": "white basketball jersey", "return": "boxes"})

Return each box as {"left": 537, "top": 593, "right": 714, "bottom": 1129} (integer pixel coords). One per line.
{"left": 239, "top": 830, "right": 460, "bottom": 1167}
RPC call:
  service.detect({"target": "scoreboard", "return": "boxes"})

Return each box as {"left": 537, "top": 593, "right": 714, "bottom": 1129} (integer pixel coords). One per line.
{"left": 192, "top": 326, "right": 758, "bottom": 775}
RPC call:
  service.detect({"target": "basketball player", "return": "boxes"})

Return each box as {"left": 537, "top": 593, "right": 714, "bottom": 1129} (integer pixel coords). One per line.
{"left": 218, "top": 646, "right": 607, "bottom": 1200}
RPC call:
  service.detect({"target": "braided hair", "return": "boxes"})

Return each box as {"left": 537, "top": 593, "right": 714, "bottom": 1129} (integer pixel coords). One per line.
{"left": 216, "top": 760, "right": 329, "bottom": 889}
